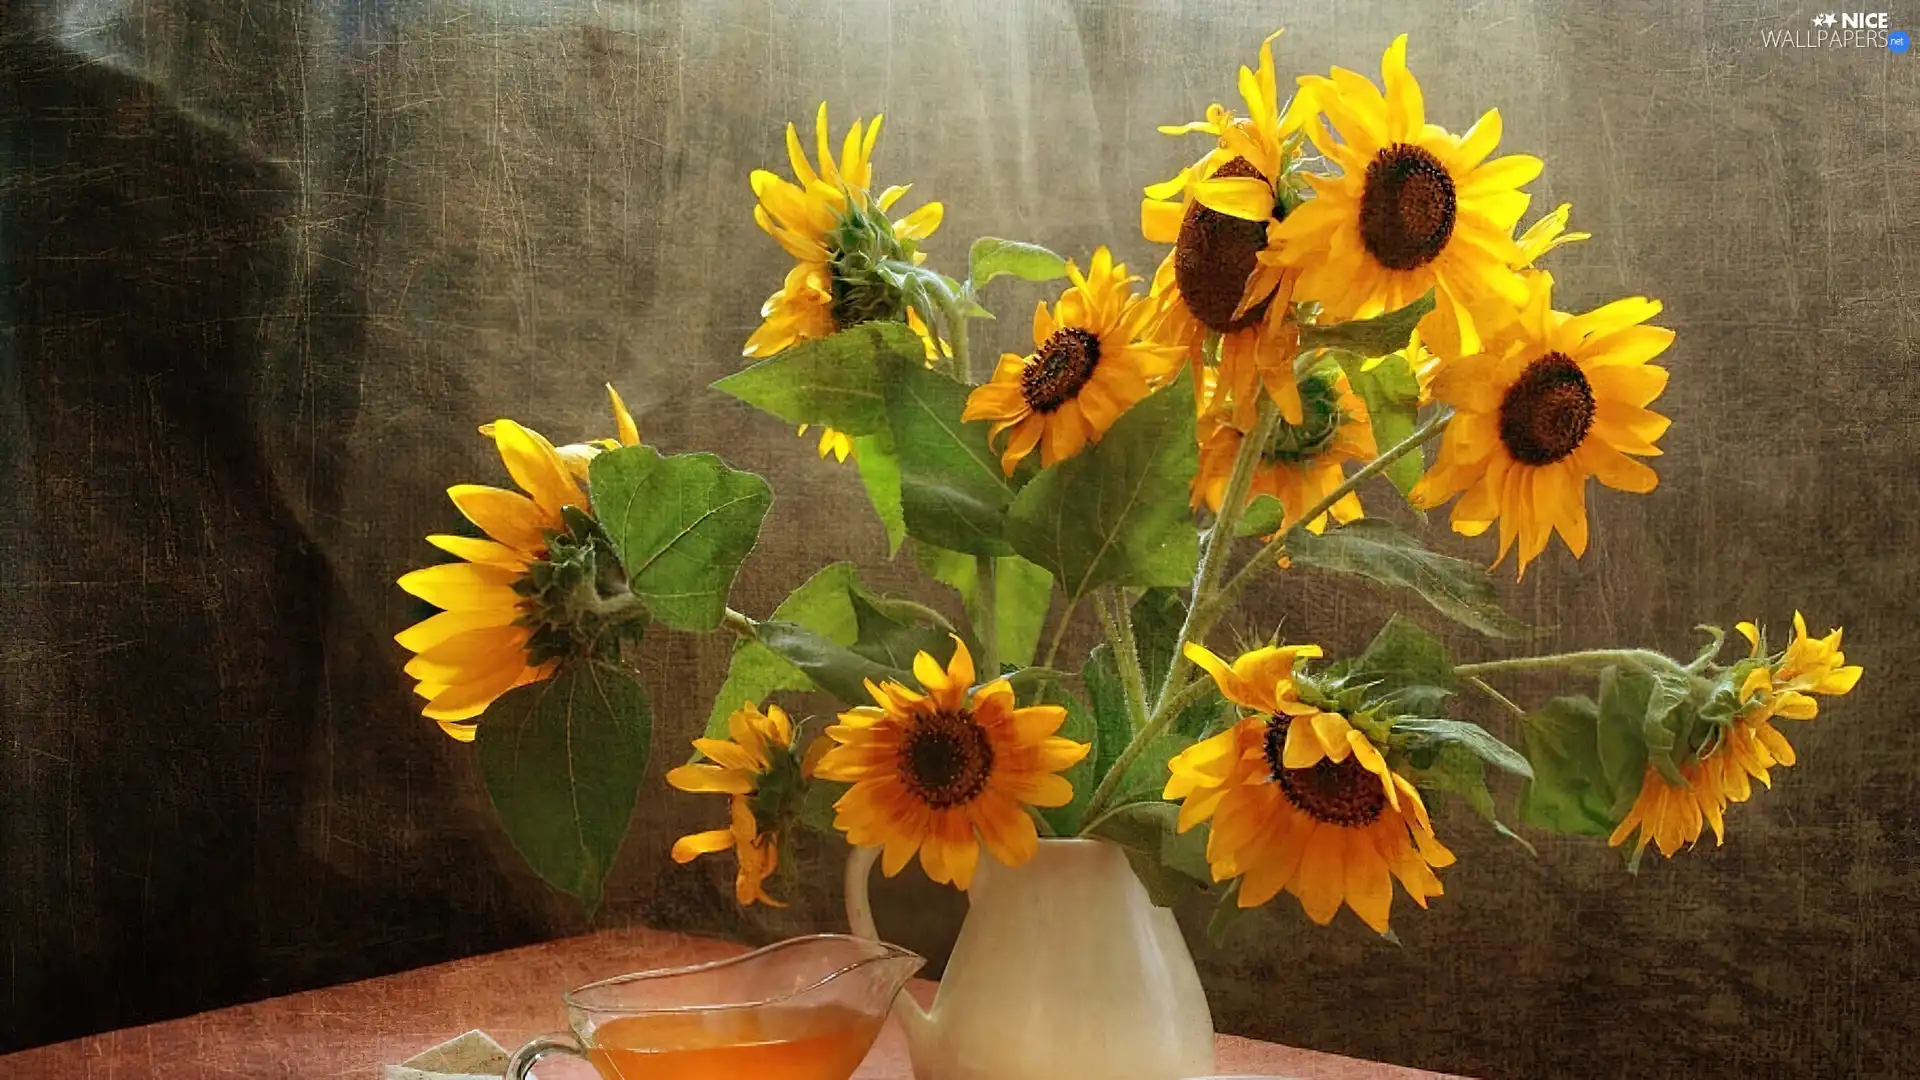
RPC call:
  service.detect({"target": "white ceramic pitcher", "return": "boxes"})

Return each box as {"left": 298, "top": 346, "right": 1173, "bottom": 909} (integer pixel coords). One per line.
{"left": 845, "top": 837, "right": 1216, "bottom": 1080}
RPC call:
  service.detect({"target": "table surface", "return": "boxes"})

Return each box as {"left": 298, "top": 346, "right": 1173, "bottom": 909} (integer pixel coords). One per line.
{"left": 0, "top": 927, "right": 1465, "bottom": 1079}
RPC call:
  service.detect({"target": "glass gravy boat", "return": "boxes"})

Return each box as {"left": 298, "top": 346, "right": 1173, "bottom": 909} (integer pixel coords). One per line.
{"left": 505, "top": 934, "right": 923, "bottom": 1080}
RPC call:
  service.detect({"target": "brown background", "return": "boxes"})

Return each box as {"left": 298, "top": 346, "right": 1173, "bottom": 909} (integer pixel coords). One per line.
{"left": 2, "top": 0, "right": 1917, "bottom": 1075}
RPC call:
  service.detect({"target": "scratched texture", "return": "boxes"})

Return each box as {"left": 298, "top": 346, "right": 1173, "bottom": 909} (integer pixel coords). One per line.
{"left": 2, "top": 0, "right": 1917, "bottom": 1075}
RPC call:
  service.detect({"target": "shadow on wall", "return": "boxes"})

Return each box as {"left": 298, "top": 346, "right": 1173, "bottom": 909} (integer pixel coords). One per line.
{"left": 0, "top": 12, "right": 541, "bottom": 1051}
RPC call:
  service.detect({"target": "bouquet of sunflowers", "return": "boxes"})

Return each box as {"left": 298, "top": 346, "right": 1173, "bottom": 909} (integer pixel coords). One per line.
{"left": 396, "top": 31, "right": 1863, "bottom": 940}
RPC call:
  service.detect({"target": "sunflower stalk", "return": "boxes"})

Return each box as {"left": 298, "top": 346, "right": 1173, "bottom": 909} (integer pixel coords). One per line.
{"left": 1453, "top": 648, "right": 1694, "bottom": 680}
{"left": 1095, "top": 588, "right": 1151, "bottom": 737}
{"left": 1081, "top": 387, "right": 1277, "bottom": 822}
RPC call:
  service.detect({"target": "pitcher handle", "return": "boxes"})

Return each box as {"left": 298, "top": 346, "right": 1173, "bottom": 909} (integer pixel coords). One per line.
{"left": 843, "top": 843, "right": 883, "bottom": 940}
{"left": 504, "top": 1032, "right": 584, "bottom": 1079}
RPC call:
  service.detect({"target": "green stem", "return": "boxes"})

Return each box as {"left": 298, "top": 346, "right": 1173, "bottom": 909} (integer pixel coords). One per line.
{"left": 1040, "top": 595, "right": 1080, "bottom": 669}
{"left": 1082, "top": 389, "right": 1274, "bottom": 822}
{"left": 722, "top": 607, "right": 758, "bottom": 641}
{"left": 972, "top": 555, "right": 999, "bottom": 676}
{"left": 1094, "top": 589, "right": 1150, "bottom": 736}
{"left": 1453, "top": 649, "right": 1688, "bottom": 680}
{"left": 1467, "top": 676, "right": 1529, "bottom": 721}
{"left": 1209, "top": 407, "right": 1453, "bottom": 616}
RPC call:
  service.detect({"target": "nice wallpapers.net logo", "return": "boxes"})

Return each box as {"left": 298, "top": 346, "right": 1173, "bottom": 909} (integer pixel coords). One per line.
{"left": 1762, "top": 12, "right": 1909, "bottom": 49}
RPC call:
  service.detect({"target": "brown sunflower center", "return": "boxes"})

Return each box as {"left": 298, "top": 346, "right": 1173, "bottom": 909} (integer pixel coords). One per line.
{"left": 1021, "top": 327, "right": 1101, "bottom": 413}
{"left": 1264, "top": 716, "right": 1386, "bottom": 828}
{"left": 1359, "top": 144, "right": 1457, "bottom": 271}
{"left": 1498, "top": 352, "right": 1596, "bottom": 466}
{"left": 1174, "top": 156, "right": 1280, "bottom": 334}
{"left": 898, "top": 710, "right": 995, "bottom": 809}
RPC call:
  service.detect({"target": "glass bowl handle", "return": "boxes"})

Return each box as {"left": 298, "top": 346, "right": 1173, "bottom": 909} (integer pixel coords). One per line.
{"left": 505, "top": 1031, "right": 585, "bottom": 1079}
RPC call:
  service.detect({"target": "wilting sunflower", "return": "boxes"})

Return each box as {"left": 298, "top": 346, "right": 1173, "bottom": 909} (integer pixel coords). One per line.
{"left": 813, "top": 637, "right": 1090, "bottom": 889}
{"left": 396, "top": 386, "right": 641, "bottom": 741}
{"left": 1412, "top": 272, "right": 1673, "bottom": 577}
{"left": 1143, "top": 29, "right": 1315, "bottom": 427}
{"left": 747, "top": 103, "right": 945, "bottom": 461}
{"left": 1609, "top": 614, "right": 1862, "bottom": 859}
{"left": 1192, "top": 367, "right": 1377, "bottom": 534}
{"left": 666, "top": 701, "right": 805, "bottom": 907}
{"left": 1272, "top": 35, "right": 1541, "bottom": 359}
{"left": 962, "top": 247, "right": 1184, "bottom": 475}
{"left": 1166, "top": 643, "right": 1454, "bottom": 932}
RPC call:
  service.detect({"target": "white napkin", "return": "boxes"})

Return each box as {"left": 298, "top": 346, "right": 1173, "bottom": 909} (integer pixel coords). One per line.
{"left": 382, "top": 1029, "right": 531, "bottom": 1080}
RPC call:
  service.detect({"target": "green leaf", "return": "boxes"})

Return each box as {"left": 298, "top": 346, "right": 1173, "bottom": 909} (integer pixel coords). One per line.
{"left": 704, "top": 563, "right": 860, "bottom": 739}
{"left": 853, "top": 432, "right": 906, "bottom": 555}
{"left": 1346, "top": 614, "right": 1457, "bottom": 716}
{"left": 1297, "top": 290, "right": 1436, "bottom": 357}
{"left": 711, "top": 321, "right": 925, "bottom": 436}
{"left": 994, "top": 555, "right": 1055, "bottom": 669}
{"left": 1207, "top": 883, "right": 1251, "bottom": 947}
{"left": 1518, "top": 694, "right": 1626, "bottom": 837}
{"left": 968, "top": 237, "right": 1071, "bottom": 287}
{"left": 1333, "top": 350, "right": 1424, "bottom": 497}
{"left": 754, "top": 620, "right": 910, "bottom": 706}
{"left": 1393, "top": 718, "right": 1533, "bottom": 778}
{"left": 1129, "top": 588, "right": 1186, "bottom": 702}
{"left": 1234, "top": 494, "right": 1288, "bottom": 538}
{"left": 1037, "top": 682, "right": 1100, "bottom": 835}
{"left": 916, "top": 545, "right": 1053, "bottom": 670}
{"left": 1286, "top": 520, "right": 1528, "bottom": 638}
{"left": 1596, "top": 666, "right": 1660, "bottom": 797}
{"left": 1403, "top": 740, "right": 1499, "bottom": 821}
{"left": 1082, "top": 644, "right": 1137, "bottom": 783}
{"left": 882, "top": 358, "right": 1028, "bottom": 556}
{"left": 850, "top": 592, "right": 956, "bottom": 670}
{"left": 1006, "top": 665, "right": 1073, "bottom": 704}
{"left": 590, "top": 447, "right": 772, "bottom": 632}
{"left": 1006, "top": 371, "right": 1200, "bottom": 603}
{"left": 477, "top": 662, "right": 651, "bottom": 909}
{"left": 1089, "top": 802, "right": 1203, "bottom": 877}
{"left": 1114, "top": 734, "right": 1196, "bottom": 805}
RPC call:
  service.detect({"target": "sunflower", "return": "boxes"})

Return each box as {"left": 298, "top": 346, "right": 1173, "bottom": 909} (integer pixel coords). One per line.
{"left": 665, "top": 701, "right": 805, "bottom": 907}
{"left": 1609, "top": 614, "right": 1862, "bottom": 859}
{"left": 747, "top": 103, "right": 945, "bottom": 462}
{"left": 1414, "top": 202, "right": 1591, "bottom": 377}
{"left": 1271, "top": 35, "right": 1541, "bottom": 359}
{"left": 1411, "top": 271, "right": 1673, "bottom": 578}
{"left": 813, "top": 637, "right": 1090, "bottom": 889}
{"left": 396, "top": 386, "right": 641, "bottom": 741}
{"left": 962, "top": 247, "right": 1185, "bottom": 475}
{"left": 1191, "top": 366, "right": 1377, "bottom": 534}
{"left": 1166, "top": 643, "right": 1454, "bottom": 932}
{"left": 1143, "top": 29, "right": 1316, "bottom": 428}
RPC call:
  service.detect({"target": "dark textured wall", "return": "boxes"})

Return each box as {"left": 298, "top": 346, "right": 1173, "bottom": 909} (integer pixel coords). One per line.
{"left": 2, "top": 1, "right": 1915, "bottom": 1075}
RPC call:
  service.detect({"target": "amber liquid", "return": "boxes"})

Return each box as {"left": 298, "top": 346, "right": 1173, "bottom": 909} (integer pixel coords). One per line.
{"left": 584, "top": 1003, "right": 883, "bottom": 1080}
